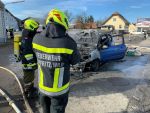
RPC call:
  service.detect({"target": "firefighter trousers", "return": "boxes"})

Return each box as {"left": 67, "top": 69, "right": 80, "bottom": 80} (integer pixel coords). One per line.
{"left": 23, "top": 70, "right": 35, "bottom": 91}
{"left": 39, "top": 92, "right": 69, "bottom": 113}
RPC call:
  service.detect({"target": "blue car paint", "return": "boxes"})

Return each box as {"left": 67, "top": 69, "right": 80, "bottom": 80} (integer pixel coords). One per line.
{"left": 100, "top": 44, "right": 127, "bottom": 62}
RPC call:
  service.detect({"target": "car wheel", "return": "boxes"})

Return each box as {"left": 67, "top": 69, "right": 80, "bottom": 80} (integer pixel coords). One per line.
{"left": 91, "top": 59, "right": 100, "bottom": 72}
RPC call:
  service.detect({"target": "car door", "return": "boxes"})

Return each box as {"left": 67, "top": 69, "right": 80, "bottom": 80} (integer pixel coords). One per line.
{"left": 100, "top": 35, "right": 127, "bottom": 62}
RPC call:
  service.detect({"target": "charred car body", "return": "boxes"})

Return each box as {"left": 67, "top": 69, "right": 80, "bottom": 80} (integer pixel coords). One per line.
{"left": 69, "top": 28, "right": 127, "bottom": 72}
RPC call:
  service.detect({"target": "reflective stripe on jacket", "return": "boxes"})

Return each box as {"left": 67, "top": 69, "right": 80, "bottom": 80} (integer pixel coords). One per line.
{"left": 22, "top": 62, "right": 37, "bottom": 70}
{"left": 38, "top": 65, "right": 70, "bottom": 96}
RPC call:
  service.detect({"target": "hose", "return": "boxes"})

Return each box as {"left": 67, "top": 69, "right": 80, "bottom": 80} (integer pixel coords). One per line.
{"left": 0, "top": 66, "right": 33, "bottom": 113}
{"left": 0, "top": 87, "right": 22, "bottom": 113}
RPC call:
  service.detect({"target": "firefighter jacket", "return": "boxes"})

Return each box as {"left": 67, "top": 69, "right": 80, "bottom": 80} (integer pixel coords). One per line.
{"left": 32, "top": 23, "right": 80, "bottom": 96}
{"left": 20, "top": 29, "right": 37, "bottom": 70}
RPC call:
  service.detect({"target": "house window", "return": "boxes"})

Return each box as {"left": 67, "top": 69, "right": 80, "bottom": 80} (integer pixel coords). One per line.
{"left": 113, "top": 18, "right": 116, "bottom": 22}
{"left": 119, "top": 25, "right": 122, "bottom": 29}
{"left": 137, "top": 28, "right": 142, "bottom": 32}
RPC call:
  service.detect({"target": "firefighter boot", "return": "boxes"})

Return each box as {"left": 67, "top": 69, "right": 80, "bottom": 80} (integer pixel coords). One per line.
{"left": 24, "top": 83, "right": 38, "bottom": 98}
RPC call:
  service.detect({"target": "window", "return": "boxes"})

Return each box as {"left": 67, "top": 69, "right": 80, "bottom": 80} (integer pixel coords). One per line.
{"left": 112, "top": 35, "right": 123, "bottom": 46}
{"left": 113, "top": 18, "right": 116, "bottom": 22}
{"left": 119, "top": 25, "right": 122, "bottom": 29}
{"left": 137, "top": 28, "right": 142, "bottom": 32}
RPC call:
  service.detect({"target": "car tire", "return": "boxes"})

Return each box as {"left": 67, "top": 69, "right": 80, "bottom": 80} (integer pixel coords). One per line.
{"left": 91, "top": 59, "right": 100, "bottom": 72}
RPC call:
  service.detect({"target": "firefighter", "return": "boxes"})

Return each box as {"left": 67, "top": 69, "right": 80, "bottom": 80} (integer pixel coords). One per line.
{"left": 143, "top": 30, "right": 147, "bottom": 40}
{"left": 9, "top": 28, "right": 14, "bottom": 39}
{"left": 32, "top": 9, "right": 80, "bottom": 113}
{"left": 20, "top": 19, "right": 39, "bottom": 97}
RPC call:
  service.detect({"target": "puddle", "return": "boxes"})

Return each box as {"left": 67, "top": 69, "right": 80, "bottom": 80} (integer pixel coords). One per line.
{"left": 122, "top": 65, "right": 145, "bottom": 77}
{"left": 107, "top": 77, "right": 130, "bottom": 86}
{"left": 112, "top": 55, "right": 148, "bottom": 77}
{"left": 120, "top": 56, "right": 150, "bottom": 113}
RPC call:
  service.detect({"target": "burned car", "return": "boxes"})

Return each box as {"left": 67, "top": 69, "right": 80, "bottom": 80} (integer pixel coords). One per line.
{"left": 70, "top": 29, "right": 127, "bottom": 72}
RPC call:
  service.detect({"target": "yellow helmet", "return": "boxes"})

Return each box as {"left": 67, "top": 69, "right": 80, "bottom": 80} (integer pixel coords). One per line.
{"left": 46, "top": 9, "right": 69, "bottom": 30}
{"left": 24, "top": 19, "right": 39, "bottom": 31}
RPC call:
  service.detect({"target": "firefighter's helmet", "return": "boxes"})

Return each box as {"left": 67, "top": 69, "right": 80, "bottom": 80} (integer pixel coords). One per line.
{"left": 46, "top": 9, "right": 69, "bottom": 30}
{"left": 24, "top": 19, "right": 39, "bottom": 31}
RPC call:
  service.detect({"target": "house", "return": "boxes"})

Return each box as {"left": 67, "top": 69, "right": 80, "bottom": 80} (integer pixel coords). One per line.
{"left": 0, "top": 0, "right": 22, "bottom": 42}
{"left": 103, "top": 12, "right": 130, "bottom": 31}
{"left": 5, "top": 9, "right": 21, "bottom": 31}
{"left": 84, "top": 22, "right": 97, "bottom": 29}
{"left": 129, "top": 23, "right": 137, "bottom": 33}
{"left": 74, "top": 22, "right": 97, "bottom": 29}
{"left": 136, "top": 18, "right": 150, "bottom": 32}
{"left": 69, "top": 23, "right": 76, "bottom": 29}
{"left": 0, "top": 1, "right": 6, "bottom": 42}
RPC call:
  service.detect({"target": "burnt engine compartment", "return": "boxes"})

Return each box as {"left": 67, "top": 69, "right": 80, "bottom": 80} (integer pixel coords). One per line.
{"left": 73, "top": 30, "right": 99, "bottom": 61}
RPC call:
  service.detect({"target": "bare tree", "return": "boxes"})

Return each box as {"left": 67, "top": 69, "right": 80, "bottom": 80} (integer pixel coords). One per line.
{"left": 96, "top": 17, "right": 107, "bottom": 26}
{"left": 87, "top": 15, "right": 94, "bottom": 23}
{"left": 75, "top": 12, "right": 88, "bottom": 24}
{"left": 64, "top": 10, "right": 74, "bottom": 22}
{"left": 75, "top": 12, "right": 96, "bottom": 29}
{"left": 75, "top": 12, "right": 88, "bottom": 28}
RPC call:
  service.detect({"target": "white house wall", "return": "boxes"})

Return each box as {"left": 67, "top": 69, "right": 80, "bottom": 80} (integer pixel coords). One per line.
{"left": 0, "top": 8, "right": 6, "bottom": 43}
{"left": 5, "top": 11, "right": 19, "bottom": 30}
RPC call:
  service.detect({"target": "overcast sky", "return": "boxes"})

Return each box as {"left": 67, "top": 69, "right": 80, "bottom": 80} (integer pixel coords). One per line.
{"left": 1, "top": 0, "right": 150, "bottom": 22}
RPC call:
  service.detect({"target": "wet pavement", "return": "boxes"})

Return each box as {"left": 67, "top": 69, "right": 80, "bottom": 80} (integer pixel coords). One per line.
{"left": 0, "top": 69, "right": 24, "bottom": 113}
{"left": 67, "top": 38, "right": 150, "bottom": 113}
{"left": 0, "top": 39, "right": 26, "bottom": 113}
{"left": 0, "top": 38, "right": 150, "bottom": 113}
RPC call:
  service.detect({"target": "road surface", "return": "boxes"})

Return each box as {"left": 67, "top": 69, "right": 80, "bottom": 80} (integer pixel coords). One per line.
{"left": 0, "top": 38, "right": 150, "bottom": 113}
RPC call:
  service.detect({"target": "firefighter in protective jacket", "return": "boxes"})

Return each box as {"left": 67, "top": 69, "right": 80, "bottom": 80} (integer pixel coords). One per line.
{"left": 32, "top": 9, "right": 80, "bottom": 113}
{"left": 20, "top": 19, "right": 39, "bottom": 96}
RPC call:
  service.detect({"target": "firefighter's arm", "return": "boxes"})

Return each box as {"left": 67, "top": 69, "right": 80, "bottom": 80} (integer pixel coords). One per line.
{"left": 23, "top": 52, "right": 37, "bottom": 70}
{"left": 23, "top": 48, "right": 37, "bottom": 63}
{"left": 21, "top": 38, "right": 36, "bottom": 62}
{"left": 24, "top": 53, "right": 34, "bottom": 62}
{"left": 70, "top": 44, "right": 81, "bottom": 65}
